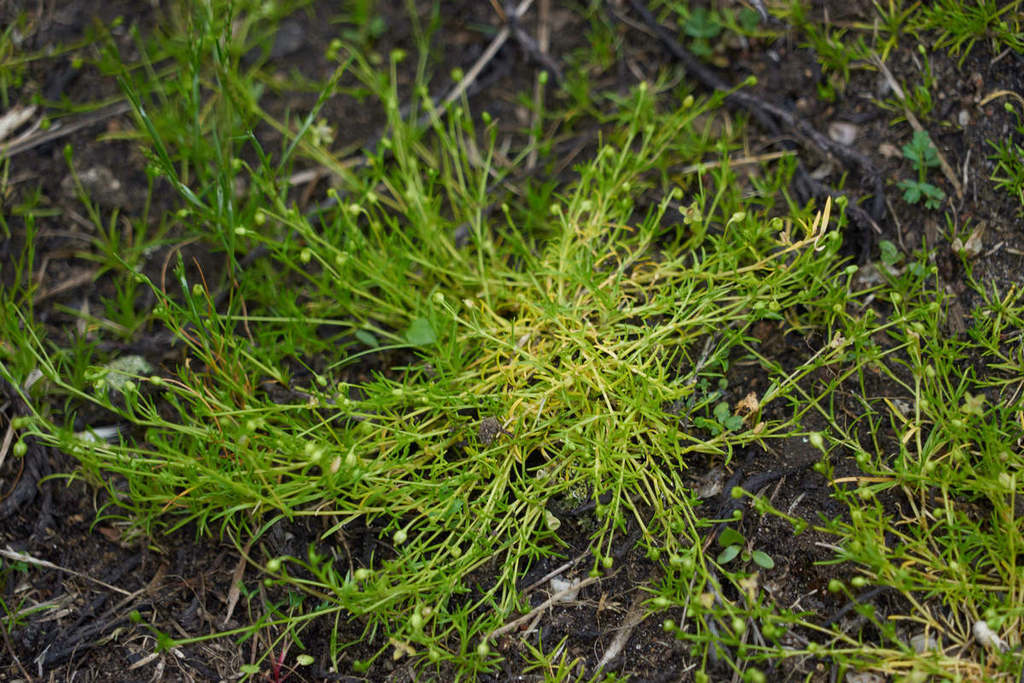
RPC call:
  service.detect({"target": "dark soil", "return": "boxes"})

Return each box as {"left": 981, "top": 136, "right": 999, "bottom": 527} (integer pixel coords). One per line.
{"left": 2, "top": 1, "right": 1023, "bottom": 681}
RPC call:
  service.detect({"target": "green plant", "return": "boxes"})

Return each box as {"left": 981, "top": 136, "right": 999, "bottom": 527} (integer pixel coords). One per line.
{"left": 2, "top": 40, "right": 855, "bottom": 672}
{"left": 0, "top": 556, "right": 61, "bottom": 638}
{"left": 913, "top": 0, "right": 1024, "bottom": 66}
{"left": 869, "top": 0, "right": 921, "bottom": 61}
{"left": 6, "top": 1, "right": 1024, "bottom": 679}
{"left": 776, "top": 0, "right": 873, "bottom": 100}
{"left": 334, "top": 0, "right": 387, "bottom": 49}
{"left": 989, "top": 102, "right": 1024, "bottom": 211}
{"left": 878, "top": 45, "right": 936, "bottom": 122}
{"left": 716, "top": 526, "right": 775, "bottom": 569}
{"left": 680, "top": 6, "right": 723, "bottom": 58}
{"left": 691, "top": 378, "right": 747, "bottom": 436}
{"left": 519, "top": 634, "right": 585, "bottom": 681}
{"left": 0, "top": 557, "right": 31, "bottom": 634}
{"left": 896, "top": 130, "right": 945, "bottom": 209}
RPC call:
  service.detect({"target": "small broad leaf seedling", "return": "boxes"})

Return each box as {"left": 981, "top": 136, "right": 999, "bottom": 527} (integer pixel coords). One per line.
{"left": 896, "top": 130, "right": 945, "bottom": 210}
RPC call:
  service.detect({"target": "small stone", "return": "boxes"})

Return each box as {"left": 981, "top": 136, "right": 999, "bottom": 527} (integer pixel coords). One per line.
{"left": 828, "top": 121, "right": 858, "bottom": 146}
{"left": 846, "top": 673, "right": 886, "bottom": 683}
{"left": 876, "top": 74, "right": 892, "bottom": 98}
{"left": 477, "top": 417, "right": 504, "bottom": 446}
{"left": 910, "top": 632, "right": 939, "bottom": 653}
{"left": 809, "top": 162, "right": 833, "bottom": 180}
{"left": 269, "top": 19, "right": 304, "bottom": 59}
{"left": 878, "top": 142, "right": 902, "bottom": 159}
{"left": 973, "top": 620, "right": 1009, "bottom": 651}
{"left": 61, "top": 165, "right": 128, "bottom": 209}
{"left": 693, "top": 466, "right": 726, "bottom": 499}
{"left": 549, "top": 576, "right": 581, "bottom": 602}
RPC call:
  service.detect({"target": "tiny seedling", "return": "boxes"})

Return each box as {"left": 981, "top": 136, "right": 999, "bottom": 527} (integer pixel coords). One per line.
{"left": 896, "top": 130, "right": 945, "bottom": 209}
{"left": 692, "top": 400, "right": 745, "bottom": 436}
{"left": 682, "top": 7, "right": 723, "bottom": 58}
{"left": 717, "top": 527, "right": 775, "bottom": 569}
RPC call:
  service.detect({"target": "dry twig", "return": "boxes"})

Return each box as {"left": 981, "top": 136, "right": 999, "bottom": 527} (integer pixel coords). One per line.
{"left": 487, "top": 574, "right": 602, "bottom": 641}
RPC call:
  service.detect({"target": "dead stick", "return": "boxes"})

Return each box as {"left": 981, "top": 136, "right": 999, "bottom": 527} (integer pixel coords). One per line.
{"left": 0, "top": 101, "right": 131, "bottom": 160}
{"left": 596, "top": 592, "right": 648, "bottom": 670}
{"left": 486, "top": 574, "right": 601, "bottom": 641}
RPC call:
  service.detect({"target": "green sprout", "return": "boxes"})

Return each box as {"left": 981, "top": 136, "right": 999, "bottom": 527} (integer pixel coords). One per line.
{"left": 896, "top": 130, "right": 945, "bottom": 209}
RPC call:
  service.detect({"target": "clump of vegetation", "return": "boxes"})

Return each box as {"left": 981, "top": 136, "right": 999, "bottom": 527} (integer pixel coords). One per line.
{"left": 3, "top": 1, "right": 1024, "bottom": 679}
